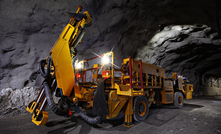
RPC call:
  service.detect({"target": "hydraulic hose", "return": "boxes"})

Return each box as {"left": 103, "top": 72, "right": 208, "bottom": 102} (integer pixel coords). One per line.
{"left": 72, "top": 28, "right": 85, "bottom": 49}
{"left": 29, "top": 69, "right": 40, "bottom": 82}
{"left": 43, "top": 81, "right": 69, "bottom": 116}
{"left": 73, "top": 105, "right": 101, "bottom": 124}
{"left": 39, "top": 58, "right": 51, "bottom": 78}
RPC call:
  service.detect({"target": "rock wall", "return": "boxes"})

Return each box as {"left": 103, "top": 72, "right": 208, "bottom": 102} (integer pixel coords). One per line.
{"left": 0, "top": 87, "right": 60, "bottom": 116}
{"left": 200, "top": 77, "right": 221, "bottom": 95}
{"left": 0, "top": 0, "right": 218, "bottom": 90}
{"left": 136, "top": 25, "right": 221, "bottom": 95}
{"left": 0, "top": 87, "right": 38, "bottom": 116}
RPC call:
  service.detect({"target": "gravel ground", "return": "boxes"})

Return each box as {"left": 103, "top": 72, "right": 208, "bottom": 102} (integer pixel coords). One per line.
{"left": 0, "top": 97, "right": 220, "bottom": 134}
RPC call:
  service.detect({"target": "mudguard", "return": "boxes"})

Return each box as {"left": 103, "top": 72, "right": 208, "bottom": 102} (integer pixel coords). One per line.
{"left": 93, "top": 79, "right": 108, "bottom": 115}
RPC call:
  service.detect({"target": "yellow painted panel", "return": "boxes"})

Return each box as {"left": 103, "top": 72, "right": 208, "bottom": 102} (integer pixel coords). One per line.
{"left": 60, "top": 24, "right": 75, "bottom": 41}
{"left": 50, "top": 24, "right": 75, "bottom": 53}
{"left": 185, "top": 91, "right": 192, "bottom": 99}
{"left": 115, "top": 83, "right": 133, "bottom": 96}
{"left": 160, "top": 90, "right": 174, "bottom": 104}
{"left": 73, "top": 85, "right": 82, "bottom": 98}
{"left": 51, "top": 38, "right": 75, "bottom": 96}
{"left": 26, "top": 101, "right": 36, "bottom": 113}
{"left": 32, "top": 110, "right": 48, "bottom": 126}
{"left": 189, "top": 84, "right": 193, "bottom": 92}
{"left": 164, "top": 80, "right": 173, "bottom": 91}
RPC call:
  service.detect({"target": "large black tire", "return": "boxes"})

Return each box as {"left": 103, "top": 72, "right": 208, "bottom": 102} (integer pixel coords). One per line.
{"left": 133, "top": 96, "right": 149, "bottom": 122}
{"left": 174, "top": 92, "right": 184, "bottom": 109}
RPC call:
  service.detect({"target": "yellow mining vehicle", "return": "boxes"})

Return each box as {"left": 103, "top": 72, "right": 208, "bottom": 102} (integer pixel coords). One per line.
{"left": 71, "top": 51, "right": 193, "bottom": 127}
{"left": 26, "top": 6, "right": 193, "bottom": 127}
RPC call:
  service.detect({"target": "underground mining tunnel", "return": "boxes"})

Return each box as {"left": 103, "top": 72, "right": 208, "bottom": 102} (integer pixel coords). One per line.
{"left": 0, "top": 0, "right": 221, "bottom": 134}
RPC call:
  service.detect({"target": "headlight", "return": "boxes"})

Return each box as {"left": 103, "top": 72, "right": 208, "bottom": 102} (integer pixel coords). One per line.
{"left": 75, "top": 60, "right": 83, "bottom": 69}
{"left": 76, "top": 63, "right": 82, "bottom": 69}
{"left": 101, "top": 55, "right": 110, "bottom": 64}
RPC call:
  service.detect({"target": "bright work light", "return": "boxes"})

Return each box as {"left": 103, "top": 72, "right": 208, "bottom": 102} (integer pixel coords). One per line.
{"left": 76, "top": 63, "right": 82, "bottom": 69}
{"left": 75, "top": 61, "right": 83, "bottom": 69}
{"left": 101, "top": 55, "right": 110, "bottom": 64}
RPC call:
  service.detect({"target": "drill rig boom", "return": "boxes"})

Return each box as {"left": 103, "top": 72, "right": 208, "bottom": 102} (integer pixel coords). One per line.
{"left": 26, "top": 6, "right": 92, "bottom": 125}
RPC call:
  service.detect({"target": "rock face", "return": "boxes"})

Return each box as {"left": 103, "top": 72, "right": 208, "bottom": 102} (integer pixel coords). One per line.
{"left": 136, "top": 25, "right": 221, "bottom": 95}
{"left": 0, "top": 87, "right": 59, "bottom": 117}
{"left": 200, "top": 77, "right": 221, "bottom": 95}
{"left": 0, "top": 0, "right": 218, "bottom": 89}
{"left": 0, "top": 87, "right": 38, "bottom": 116}
{"left": 0, "top": 0, "right": 221, "bottom": 115}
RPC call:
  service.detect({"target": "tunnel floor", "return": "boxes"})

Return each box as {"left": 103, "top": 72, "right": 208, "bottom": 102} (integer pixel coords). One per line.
{"left": 0, "top": 97, "right": 221, "bottom": 134}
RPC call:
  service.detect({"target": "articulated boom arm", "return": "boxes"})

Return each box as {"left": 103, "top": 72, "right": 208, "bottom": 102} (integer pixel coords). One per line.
{"left": 50, "top": 6, "right": 92, "bottom": 96}
{"left": 26, "top": 6, "right": 92, "bottom": 126}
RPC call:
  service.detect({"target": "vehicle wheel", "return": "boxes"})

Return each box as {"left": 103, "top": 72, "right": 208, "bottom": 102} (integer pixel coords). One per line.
{"left": 133, "top": 96, "right": 149, "bottom": 121}
{"left": 174, "top": 92, "right": 184, "bottom": 109}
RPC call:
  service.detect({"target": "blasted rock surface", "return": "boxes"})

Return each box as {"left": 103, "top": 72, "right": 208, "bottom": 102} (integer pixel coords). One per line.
{"left": 0, "top": 87, "right": 38, "bottom": 116}
{"left": 0, "top": 87, "right": 60, "bottom": 117}
{"left": 0, "top": 0, "right": 218, "bottom": 89}
{"left": 136, "top": 25, "right": 221, "bottom": 94}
